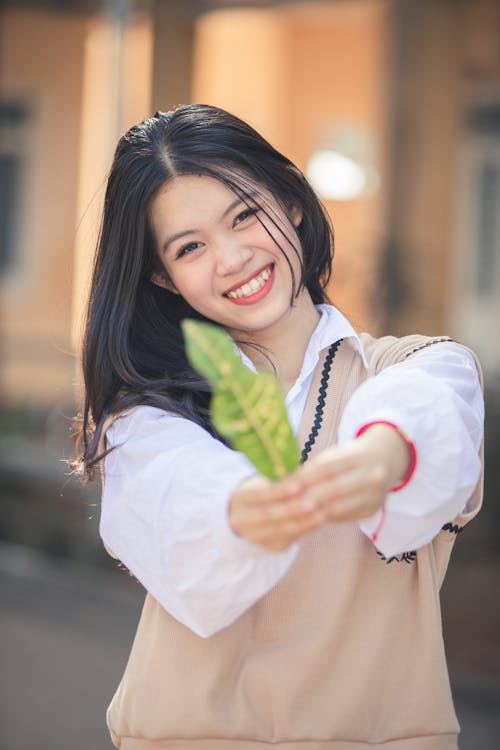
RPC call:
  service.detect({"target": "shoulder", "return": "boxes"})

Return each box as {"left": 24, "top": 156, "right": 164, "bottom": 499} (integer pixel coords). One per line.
{"left": 105, "top": 405, "right": 177, "bottom": 444}
{"left": 104, "top": 405, "right": 227, "bottom": 454}
{"left": 358, "top": 332, "right": 472, "bottom": 375}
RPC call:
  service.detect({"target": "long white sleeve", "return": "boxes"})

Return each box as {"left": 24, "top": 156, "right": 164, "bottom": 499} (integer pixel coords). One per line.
{"left": 100, "top": 308, "right": 484, "bottom": 636}
{"left": 337, "top": 343, "right": 484, "bottom": 557}
{"left": 100, "top": 407, "right": 299, "bottom": 638}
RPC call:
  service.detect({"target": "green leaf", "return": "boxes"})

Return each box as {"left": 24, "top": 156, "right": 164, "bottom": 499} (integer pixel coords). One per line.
{"left": 182, "top": 319, "right": 300, "bottom": 480}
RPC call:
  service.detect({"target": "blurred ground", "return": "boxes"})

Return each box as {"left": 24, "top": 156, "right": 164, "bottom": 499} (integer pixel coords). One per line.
{"left": 0, "top": 540, "right": 499, "bottom": 750}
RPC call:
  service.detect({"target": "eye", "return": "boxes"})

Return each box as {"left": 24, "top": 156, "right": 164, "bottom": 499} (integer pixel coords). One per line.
{"left": 234, "top": 207, "right": 258, "bottom": 226}
{"left": 176, "top": 241, "right": 203, "bottom": 259}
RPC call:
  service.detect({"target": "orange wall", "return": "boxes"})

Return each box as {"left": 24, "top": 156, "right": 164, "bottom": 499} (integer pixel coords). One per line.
{"left": 71, "top": 13, "right": 153, "bottom": 358}
{"left": 287, "top": 1, "right": 389, "bottom": 331}
{"left": 0, "top": 9, "right": 86, "bottom": 405}
{"left": 192, "top": 0, "right": 390, "bottom": 331}
{"left": 0, "top": 8, "right": 152, "bottom": 407}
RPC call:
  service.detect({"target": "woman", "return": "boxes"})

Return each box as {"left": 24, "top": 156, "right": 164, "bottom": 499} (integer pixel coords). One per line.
{"left": 78, "top": 104, "right": 483, "bottom": 749}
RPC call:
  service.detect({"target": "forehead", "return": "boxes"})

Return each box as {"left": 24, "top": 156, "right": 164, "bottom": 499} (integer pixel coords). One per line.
{"left": 159, "top": 173, "right": 234, "bottom": 206}
{"left": 149, "top": 173, "right": 284, "bottom": 234}
{"left": 150, "top": 174, "right": 245, "bottom": 225}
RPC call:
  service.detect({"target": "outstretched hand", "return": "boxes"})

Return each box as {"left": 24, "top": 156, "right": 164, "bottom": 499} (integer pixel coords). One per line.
{"left": 228, "top": 474, "right": 326, "bottom": 552}
{"left": 229, "top": 424, "right": 411, "bottom": 552}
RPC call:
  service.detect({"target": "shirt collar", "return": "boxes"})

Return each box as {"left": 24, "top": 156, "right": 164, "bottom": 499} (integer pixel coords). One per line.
{"left": 283, "top": 304, "right": 367, "bottom": 403}
{"left": 310, "top": 304, "right": 367, "bottom": 367}
{"left": 236, "top": 304, "right": 367, "bottom": 381}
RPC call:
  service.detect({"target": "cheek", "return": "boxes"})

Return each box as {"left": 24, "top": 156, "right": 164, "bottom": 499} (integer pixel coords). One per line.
{"left": 168, "top": 266, "right": 210, "bottom": 302}
{"left": 256, "top": 217, "right": 301, "bottom": 261}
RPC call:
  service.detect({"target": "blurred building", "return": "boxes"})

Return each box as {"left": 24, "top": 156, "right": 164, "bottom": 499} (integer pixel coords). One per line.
{"left": 1, "top": 0, "right": 499, "bottom": 411}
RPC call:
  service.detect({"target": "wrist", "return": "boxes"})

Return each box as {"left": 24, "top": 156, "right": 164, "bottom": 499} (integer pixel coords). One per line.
{"left": 355, "top": 420, "right": 417, "bottom": 491}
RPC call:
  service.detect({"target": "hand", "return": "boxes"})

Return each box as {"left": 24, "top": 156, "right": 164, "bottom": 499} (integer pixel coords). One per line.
{"left": 229, "top": 474, "right": 325, "bottom": 552}
{"left": 294, "top": 424, "right": 412, "bottom": 523}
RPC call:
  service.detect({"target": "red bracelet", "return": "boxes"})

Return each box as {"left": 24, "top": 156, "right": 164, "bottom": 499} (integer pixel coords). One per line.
{"left": 369, "top": 503, "right": 387, "bottom": 545}
{"left": 354, "top": 420, "right": 417, "bottom": 492}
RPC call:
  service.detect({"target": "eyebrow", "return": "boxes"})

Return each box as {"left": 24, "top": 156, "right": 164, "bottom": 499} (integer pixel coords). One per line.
{"left": 162, "top": 196, "right": 251, "bottom": 254}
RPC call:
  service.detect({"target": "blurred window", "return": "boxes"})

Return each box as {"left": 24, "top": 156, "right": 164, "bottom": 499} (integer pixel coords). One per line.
{"left": 0, "top": 153, "right": 22, "bottom": 274}
{"left": 476, "top": 160, "right": 499, "bottom": 295}
{"left": 0, "top": 100, "right": 30, "bottom": 278}
{"left": 469, "top": 102, "right": 500, "bottom": 299}
{"left": 469, "top": 103, "right": 500, "bottom": 301}
{"left": 454, "top": 98, "right": 500, "bottom": 373}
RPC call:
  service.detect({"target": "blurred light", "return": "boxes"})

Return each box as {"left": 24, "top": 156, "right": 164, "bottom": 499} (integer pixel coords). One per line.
{"left": 307, "top": 150, "right": 367, "bottom": 200}
{"left": 306, "top": 124, "right": 380, "bottom": 201}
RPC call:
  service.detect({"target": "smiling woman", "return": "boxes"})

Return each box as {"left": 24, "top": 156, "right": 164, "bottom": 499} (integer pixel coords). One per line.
{"left": 78, "top": 105, "right": 332, "bottom": 460}
{"left": 148, "top": 174, "right": 309, "bottom": 342}
{"left": 75, "top": 104, "right": 484, "bottom": 750}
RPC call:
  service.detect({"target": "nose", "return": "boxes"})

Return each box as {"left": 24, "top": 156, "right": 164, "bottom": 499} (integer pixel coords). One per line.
{"left": 213, "top": 239, "right": 253, "bottom": 277}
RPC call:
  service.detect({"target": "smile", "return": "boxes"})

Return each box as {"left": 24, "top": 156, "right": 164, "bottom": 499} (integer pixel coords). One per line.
{"left": 224, "top": 264, "right": 274, "bottom": 304}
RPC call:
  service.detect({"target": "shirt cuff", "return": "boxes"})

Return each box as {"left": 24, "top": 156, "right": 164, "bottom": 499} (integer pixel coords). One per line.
{"left": 337, "top": 368, "right": 481, "bottom": 556}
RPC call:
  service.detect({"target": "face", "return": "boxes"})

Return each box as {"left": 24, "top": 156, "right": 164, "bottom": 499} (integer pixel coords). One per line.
{"left": 149, "top": 174, "right": 307, "bottom": 341}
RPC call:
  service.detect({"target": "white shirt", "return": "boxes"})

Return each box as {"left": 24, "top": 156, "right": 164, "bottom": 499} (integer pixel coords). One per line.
{"left": 100, "top": 305, "right": 484, "bottom": 637}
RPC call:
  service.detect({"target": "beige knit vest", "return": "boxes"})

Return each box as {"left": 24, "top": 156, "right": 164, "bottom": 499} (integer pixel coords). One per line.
{"left": 105, "top": 334, "right": 483, "bottom": 750}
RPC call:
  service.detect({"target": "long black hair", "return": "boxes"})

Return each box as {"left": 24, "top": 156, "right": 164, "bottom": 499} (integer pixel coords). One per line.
{"left": 77, "top": 104, "right": 334, "bottom": 479}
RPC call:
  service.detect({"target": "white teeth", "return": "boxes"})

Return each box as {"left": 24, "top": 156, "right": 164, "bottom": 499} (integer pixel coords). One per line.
{"left": 227, "top": 266, "right": 272, "bottom": 299}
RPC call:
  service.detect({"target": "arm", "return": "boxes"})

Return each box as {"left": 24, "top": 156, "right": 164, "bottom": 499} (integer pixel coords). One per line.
{"left": 100, "top": 406, "right": 317, "bottom": 638}
{"left": 322, "top": 343, "right": 483, "bottom": 556}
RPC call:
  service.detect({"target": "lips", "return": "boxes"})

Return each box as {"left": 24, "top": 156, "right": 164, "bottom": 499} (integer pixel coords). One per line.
{"left": 223, "top": 263, "right": 275, "bottom": 306}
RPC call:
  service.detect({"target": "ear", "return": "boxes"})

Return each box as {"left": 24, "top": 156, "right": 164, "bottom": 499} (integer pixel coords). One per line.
{"left": 150, "top": 271, "right": 179, "bottom": 294}
{"left": 290, "top": 203, "right": 303, "bottom": 228}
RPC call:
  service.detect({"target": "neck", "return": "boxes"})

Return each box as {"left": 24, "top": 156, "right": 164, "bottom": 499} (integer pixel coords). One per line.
{"left": 231, "top": 291, "right": 321, "bottom": 392}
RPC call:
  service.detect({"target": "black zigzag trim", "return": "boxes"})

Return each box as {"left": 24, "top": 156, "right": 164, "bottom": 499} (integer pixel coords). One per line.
{"left": 301, "top": 339, "right": 343, "bottom": 463}
{"left": 376, "top": 549, "right": 417, "bottom": 564}
{"left": 441, "top": 522, "right": 464, "bottom": 535}
{"left": 404, "top": 337, "right": 454, "bottom": 359}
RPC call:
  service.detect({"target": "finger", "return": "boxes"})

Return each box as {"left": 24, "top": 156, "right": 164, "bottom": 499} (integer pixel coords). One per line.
{"left": 307, "top": 462, "right": 387, "bottom": 505}
{"left": 231, "top": 497, "right": 325, "bottom": 550}
{"left": 235, "top": 494, "right": 320, "bottom": 537}
{"left": 239, "top": 475, "right": 305, "bottom": 506}
{"left": 326, "top": 492, "right": 385, "bottom": 521}
{"left": 296, "top": 445, "right": 360, "bottom": 486}
{"left": 257, "top": 495, "right": 319, "bottom": 523}
{"left": 257, "top": 507, "right": 325, "bottom": 548}
{"left": 317, "top": 485, "right": 386, "bottom": 522}
{"left": 306, "top": 469, "right": 388, "bottom": 521}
